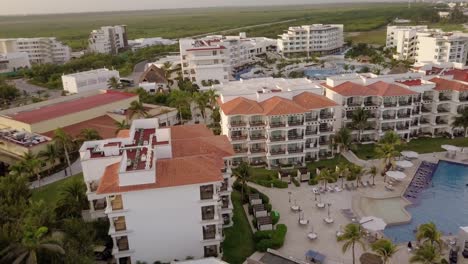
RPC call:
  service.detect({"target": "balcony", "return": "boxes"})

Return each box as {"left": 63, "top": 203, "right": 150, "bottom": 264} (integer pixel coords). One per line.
{"left": 421, "top": 107, "right": 431, "bottom": 113}
{"left": 200, "top": 185, "right": 214, "bottom": 200}
{"left": 117, "top": 236, "right": 129, "bottom": 251}
{"left": 437, "top": 108, "right": 449, "bottom": 113}
{"left": 270, "top": 149, "right": 286, "bottom": 156}
{"left": 288, "top": 120, "right": 304, "bottom": 126}
{"left": 398, "top": 113, "right": 410, "bottom": 118}
{"left": 250, "top": 148, "right": 266, "bottom": 153}
{"left": 398, "top": 101, "right": 411, "bottom": 106}
{"left": 396, "top": 125, "right": 409, "bottom": 131}
{"left": 203, "top": 225, "right": 217, "bottom": 240}
{"left": 270, "top": 122, "right": 286, "bottom": 128}
{"left": 250, "top": 134, "right": 266, "bottom": 140}
{"left": 288, "top": 148, "right": 303, "bottom": 153}
{"left": 305, "top": 129, "right": 318, "bottom": 135}
{"left": 382, "top": 115, "right": 396, "bottom": 120}
{"left": 250, "top": 121, "right": 266, "bottom": 127}
{"left": 319, "top": 113, "right": 333, "bottom": 119}
{"left": 201, "top": 205, "right": 215, "bottom": 220}
{"left": 89, "top": 181, "right": 98, "bottom": 192}
{"left": 319, "top": 140, "right": 330, "bottom": 145}
{"left": 220, "top": 179, "right": 228, "bottom": 192}
{"left": 319, "top": 127, "right": 333, "bottom": 133}
{"left": 111, "top": 195, "right": 123, "bottom": 211}
{"left": 305, "top": 116, "right": 318, "bottom": 122}
{"left": 230, "top": 121, "right": 246, "bottom": 127}
{"left": 436, "top": 119, "right": 448, "bottom": 125}
{"left": 423, "top": 96, "right": 433, "bottom": 101}
{"left": 288, "top": 134, "right": 304, "bottom": 140}
{"left": 459, "top": 96, "right": 468, "bottom": 102}
{"left": 221, "top": 196, "right": 230, "bottom": 209}
{"left": 231, "top": 135, "right": 248, "bottom": 141}
{"left": 383, "top": 102, "right": 397, "bottom": 107}
{"left": 270, "top": 136, "right": 286, "bottom": 142}
{"left": 234, "top": 148, "right": 248, "bottom": 154}
{"left": 381, "top": 126, "right": 394, "bottom": 131}
{"left": 114, "top": 217, "right": 127, "bottom": 232}
{"left": 347, "top": 101, "right": 362, "bottom": 107}
{"left": 420, "top": 119, "right": 430, "bottom": 124}
{"left": 364, "top": 101, "right": 378, "bottom": 106}
{"left": 439, "top": 95, "right": 451, "bottom": 101}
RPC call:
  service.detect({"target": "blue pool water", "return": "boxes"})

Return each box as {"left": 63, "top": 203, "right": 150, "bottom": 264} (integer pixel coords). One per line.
{"left": 304, "top": 69, "right": 341, "bottom": 79}
{"left": 383, "top": 161, "right": 468, "bottom": 243}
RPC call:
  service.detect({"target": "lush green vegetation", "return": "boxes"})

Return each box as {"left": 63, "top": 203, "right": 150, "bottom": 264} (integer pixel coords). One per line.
{"left": 345, "top": 29, "right": 386, "bottom": 46}
{"left": 354, "top": 137, "right": 468, "bottom": 160}
{"left": 253, "top": 224, "right": 288, "bottom": 252}
{"left": 222, "top": 191, "right": 255, "bottom": 264}
{"left": 31, "top": 173, "right": 84, "bottom": 205}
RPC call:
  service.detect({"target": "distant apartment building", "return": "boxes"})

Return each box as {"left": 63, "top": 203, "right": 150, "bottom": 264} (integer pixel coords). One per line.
{"left": 80, "top": 119, "right": 234, "bottom": 264}
{"left": 215, "top": 78, "right": 338, "bottom": 168}
{"left": 179, "top": 33, "right": 276, "bottom": 85}
{"left": 61, "top": 68, "right": 120, "bottom": 94}
{"left": 0, "top": 37, "right": 71, "bottom": 64}
{"left": 0, "top": 52, "right": 30, "bottom": 73}
{"left": 277, "top": 24, "right": 344, "bottom": 56}
{"left": 88, "top": 25, "right": 128, "bottom": 54}
{"left": 386, "top": 25, "right": 430, "bottom": 60}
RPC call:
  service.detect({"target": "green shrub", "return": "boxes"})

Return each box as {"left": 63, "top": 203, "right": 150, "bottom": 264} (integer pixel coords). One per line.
{"left": 265, "top": 203, "right": 272, "bottom": 212}
{"left": 271, "top": 211, "right": 280, "bottom": 225}
{"left": 254, "top": 224, "right": 287, "bottom": 252}
{"left": 272, "top": 179, "right": 288, "bottom": 189}
{"left": 292, "top": 178, "right": 300, "bottom": 187}
{"left": 308, "top": 178, "right": 318, "bottom": 185}
{"left": 252, "top": 218, "right": 257, "bottom": 229}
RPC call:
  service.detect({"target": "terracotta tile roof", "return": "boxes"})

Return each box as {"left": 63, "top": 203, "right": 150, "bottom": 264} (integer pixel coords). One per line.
{"left": 396, "top": 79, "right": 422, "bottom": 86}
{"left": 444, "top": 69, "right": 468, "bottom": 83}
{"left": 220, "top": 97, "right": 264, "bottom": 115}
{"left": 430, "top": 77, "right": 468, "bottom": 92}
{"left": 260, "top": 96, "right": 307, "bottom": 115}
{"left": 292, "top": 92, "right": 338, "bottom": 109}
{"left": 139, "top": 65, "right": 167, "bottom": 84}
{"left": 42, "top": 115, "right": 118, "bottom": 139}
{"left": 367, "top": 81, "right": 418, "bottom": 96}
{"left": 96, "top": 155, "right": 223, "bottom": 194}
{"left": 327, "top": 81, "right": 379, "bottom": 96}
{"left": 9, "top": 91, "right": 136, "bottom": 124}
{"left": 169, "top": 124, "right": 214, "bottom": 139}
{"left": 116, "top": 129, "right": 130, "bottom": 138}
{"left": 171, "top": 135, "right": 234, "bottom": 160}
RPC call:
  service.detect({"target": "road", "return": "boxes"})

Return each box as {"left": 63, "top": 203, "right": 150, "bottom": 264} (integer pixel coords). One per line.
{"left": 12, "top": 79, "right": 62, "bottom": 99}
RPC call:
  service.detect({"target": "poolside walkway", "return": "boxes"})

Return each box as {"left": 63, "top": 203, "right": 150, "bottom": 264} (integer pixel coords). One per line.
{"left": 29, "top": 159, "right": 82, "bottom": 189}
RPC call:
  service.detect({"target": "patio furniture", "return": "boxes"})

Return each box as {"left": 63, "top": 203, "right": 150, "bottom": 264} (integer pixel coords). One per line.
{"left": 360, "top": 216, "right": 387, "bottom": 231}
{"left": 360, "top": 180, "right": 368, "bottom": 187}
{"left": 324, "top": 217, "right": 334, "bottom": 224}
{"left": 401, "top": 151, "right": 419, "bottom": 159}
{"left": 308, "top": 232, "right": 318, "bottom": 240}
{"left": 316, "top": 202, "right": 325, "bottom": 208}
{"left": 386, "top": 171, "right": 407, "bottom": 181}
{"left": 327, "top": 186, "right": 334, "bottom": 192}
{"left": 385, "top": 184, "right": 394, "bottom": 191}
{"left": 291, "top": 205, "right": 300, "bottom": 211}
{"left": 366, "top": 180, "right": 373, "bottom": 187}
{"left": 299, "top": 219, "right": 310, "bottom": 225}
{"left": 312, "top": 187, "right": 319, "bottom": 194}
{"left": 334, "top": 185, "right": 343, "bottom": 192}
{"left": 336, "top": 230, "right": 344, "bottom": 237}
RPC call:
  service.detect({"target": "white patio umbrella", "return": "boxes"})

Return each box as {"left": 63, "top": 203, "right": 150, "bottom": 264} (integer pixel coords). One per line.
{"left": 396, "top": 160, "right": 413, "bottom": 168}
{"left": 360, "top": 216, "right": 387, "bottom": 231}
{"left": 442, "top": 145, "right": 461, "bottom": 152}
{"left": 401, "top": 151, "right": 419, "bottom": 159}
{"left": 386, "top": 170, "right": 407, "bottom": 180}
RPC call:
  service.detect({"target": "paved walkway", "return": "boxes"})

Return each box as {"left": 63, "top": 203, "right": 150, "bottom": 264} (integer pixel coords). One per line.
{"left": 342, "top": 150, "right": 368, "bottom": 168}
{"left": 30, "top": 159, "right": 83, "bottom": 189}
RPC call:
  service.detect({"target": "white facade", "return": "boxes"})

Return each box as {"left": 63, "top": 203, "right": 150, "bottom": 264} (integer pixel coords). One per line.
{"left": 0, "top": 37, "right": 71, "bottom": 64}
{"left": 0, "top": 52, "right": 30, "bottom": 73}
{"left": 180, "top": 33, "right": 275, "bottom": 85}
{"left": 61, "top": 68, "right": 120, "bottom": 94}
{"left": 88, "top": 25, "right": 128, "bottom": 54}
{"left": 80, "top": 118, "right": 233, "bottom": 264}
{"left": 277, "top": 24, "right": 344, "bottom": 55}
{"left": 386, "top": 25, "right": 430, "bottom": 60}
{"left": 128, "top": 37, "right": 177, "bottom": 51}
{"left": 416, "top": 32, "right": 468, "bottom": 64}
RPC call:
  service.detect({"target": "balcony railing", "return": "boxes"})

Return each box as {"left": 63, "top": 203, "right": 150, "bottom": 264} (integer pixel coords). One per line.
{"left": 398, "top": 101, "right": 411, "bottom": 106}
{"left": 319, "top": 140, "right": 330, "bottom": 145}
{"left": 117, "top": 237, "right": 129, "bottom": 251}
{"left": 288, "top": 134, "right": 304, "bottom": 140}
{"left": 364, "top": 101, "right": 378, "bottom": 106}
{"left": 423, "top": 96, "right": 433, "bottom": 101}
{"left": 305, "top": 116, "right": 318, "bottom": 122}
{"left": 383, "top": 102, "right": 397, "bottom": 107}
{"left": 347, "top": 101, "right": 362, "bottom": 107}
{"left": 382, "top": 127, "right": 394, "bottom": 131}
{"left": 250, "top": 148, "right": 266, "bottom": 153}
{"left": 319, "top": 127, "right": 333, "bottom": 133}
{"left": 396, "top": 126, "right": 409, "bottom": 130}
{"left": 382, "top": 115, "right": 396, "bottom": 120}
{"left": 421, "top": 107, "right": 431, "bottom": 113}
{"left": 288, "top": 148, "right": 303, "bottom": 153}
{"left": 320, "top": 113, "right": 333, "bottom": 119}
{"left": 250, "top": 121, "right": 266, "bottom": 127}
{"left": 220, "top": 180, "right": 228, "bottom": 192}
{"left": 270, "top": 149, "right": 286, "bottom": 155}
{"left": 398, "top": 113, "right": 410, "bottom": 118}
{"left": 234, "top": 148, "right": 248, "bottom": 154}
{"left": 305, "top": 130, "right": 318, "bottom": 135}
{"left": 270, "top": 122, "right": 286, "bottom": 128}
{"left": 437, "top": 108, "right": 449, "bottom": 113}
{"left": 203, "top": 230, "right": 216, "bottom": 240}
{"left": 436, "top": 119, "right": 448, "bottom": 125}
{"left": 420, "top": 119, "right": 430, "bottom": 124}
{"left": 270, "top": 136, "right": 285, "bottom": 142}
{"left": 250, "top": 134, "right": 266, "bottom": 140}
{"left": 288, "top": 120, "right": 303, "bottom": 126}
{"left": 439, "top": 96, "right": 451, "bottom": 101}
{"left": 230, "top": 121, "right": 246, "bottom": 127}
{"left": 111, "top": 196, "right": 123, "bottom": 211}
{"left": 231, "top": 135, "right": 248, "bottom": 141}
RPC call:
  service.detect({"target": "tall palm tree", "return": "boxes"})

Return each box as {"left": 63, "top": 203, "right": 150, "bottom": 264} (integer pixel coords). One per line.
{"left": 114, "top": 120, "right": 130, "bottom": 134}
{"left": 337, "top": 223, "right": 366, "bottom": 264}
{"left": 9, "top": 162, "right": 27, "bottom": 177}
{"left": 379, "top": 131, "right": 402, "bottom": 147}
{"left": 416, "top": 222, "right": 442, "bottom": 250}
{"left": 78, "top": 128, "right": 102, "bottom": 142}
{"left": 107, "top": 76, "right": 121, "bottom": 89}
{"left": 333, "top": 127, "right": 353, "bottom": 154}
{"left": 351, "top": 107, "right": 370, "bottom": 143}
{"left": 234, "top": 162, "right": 250, "bottom": 202}
{"left": 22, "top": 152, "right": 42, "bottom": 185}
{"left": 193, "top": 92, "right": 209, "bottom": 123}
{"left": 56, "top": 180, "right": 88, "bottom": 219}
{"left": 375, "top": 143, "right": 400, "bottom": 178}
{"left": 169, "top": 90, "right": 191, "bottom": 123}
{"left": 349, "top": 164, "right": 364, "bottom": 187}
{"left": 205, "top": 88, "right": 219, "bottom": 110}
{"left": 39, "top": 144, "right": 59, "bottom": 174}
{"left": 53, "top": 128, "right": 74, "bottom": 176}
{"left": 453, "top": 108, "right": 468, "bottom": 137}
{"left": 128, "top": 100, "right": 148, "bottom": 120}
{"left": 0, "top": 226, "right": 65, "bottom": 264}
{"left": 371, "top": 239, "right": 399, "bottom": 264}
{"left": 336, "top": 163, "right": 349, "bottom": 188}
{"left": 409, "top": 243, "right": 443, "bottom": 264}
{"left": 316, "top": 168, "right": 336, "bottom": 189}
{"left": 161, "top": 61, "right": 174, "bottom": 88}
{"left": 369, "top": 165, "right": 378, "bottom": 185}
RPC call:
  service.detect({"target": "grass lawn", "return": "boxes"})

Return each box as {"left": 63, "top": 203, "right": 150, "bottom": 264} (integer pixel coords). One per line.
{"left": 306, "top": 155, "right": 352, "bottom": 174}
{"left": 222, "top": 191, "right": 255, "bottom": 264}
{"left": 345, "top": 29, "right": 386, "bottom": 46}
{"left": 354, "top": 137, "right": 468, "bottom": 160}
{"left": 31, "top": 173, "right": 84, "bottom": 205}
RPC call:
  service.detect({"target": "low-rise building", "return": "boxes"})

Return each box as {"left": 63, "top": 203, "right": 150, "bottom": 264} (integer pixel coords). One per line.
{"left": 0, "top": 37, "right": 71, "bottom": 64}
{"left": 61, "top": 68, "right": 120, "bottom": 94}
{"left": 88, "top": 25, "right": 128, "bottom": 54}
{"left": 80, "top": 118, "right": 234, "bottom": 263}
{"left": 0, "top": 52, "right": 30, "bottom": 73}
{"left": 277, "top": 24, "right": 344, "bottom": 56}
{"left": 138, "top": 65, "right": 168, "bottom": 93}
{"left": 128, "top": 37, "right": 177, "bottom": 51}
{"left": 215, "top": 78, "right": 338, "bottom": 168}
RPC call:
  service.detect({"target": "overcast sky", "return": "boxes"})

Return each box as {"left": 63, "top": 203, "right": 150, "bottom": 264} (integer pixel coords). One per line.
{"left": 1, "top": 0, "right": 396, "bottom": 15}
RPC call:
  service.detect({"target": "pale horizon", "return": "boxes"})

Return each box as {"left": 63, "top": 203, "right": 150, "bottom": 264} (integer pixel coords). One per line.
{"left": 0, "top": 0, "right": 404, "bottom": 16}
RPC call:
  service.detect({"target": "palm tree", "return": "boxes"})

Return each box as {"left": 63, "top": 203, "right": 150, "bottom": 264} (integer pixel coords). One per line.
{"left": 351, "top": 107, "right": 370, "bottom": 143}
{"left": 39, "top": 144, "right": 59, "bottom": 174}
{"left": 333, "top": 127, "right": 353, "bottom": 154}
{"left": 9, "top": 162, "right": 27, "bottom": 177}
{"left": 375, "top": 143, "right": 400, "bottom": 178}
{"left": 453, "top": 108, "right": 468, "bottom": 137}
{"left": 161, "top": 61, "right": 174, "bottom": 88}
{"left": 0, "top": 226, "right": 65, "bottom": 264}
{"left": 114, "top": 120, "right": 130, "bottom": 134}
{"left": 205, "top": 89, "right": 219, "bottom": 110}
{"left": 316, "top": 168, "right": 336, "bottom": 189}
{"left": 53, "top": 128, "right": 74, "bottom": 176}
{"left": 233, "top": 162, "right": 250, "bottom": 202}
{"left": 56, "top": 180, "right": 88, "bottom": 219}
{"left": 369, "top": 165, "right": 378, "bottom": 186}
{"left": 169, "top": 90, "right": 191, "bottom": 123}
{"left": 336, "top": 163, "right": 349, "bottom": 188}
{"left": 349, "top": 164, "right": 364, "bottom": 187}
{"left": 337, "top": 223, "right": 366, "bottom": 264}
{"left": 193, "top": 92, "right": 209, "bottom": 123}
{"left": 416, "top": 222, "right": 443, "bottom": 249}
{"left": 371, "top": 239, "right": 398, "bottom": 264}
{"left": 107, "top": 76, "right": 121, "bottom": 89}
{"left": 379, "top": 131, "right": 402, "bottom": 147}
{"left": 128, "top": 100, "right": 148, "bottom": 120}
{"left": 22, "top": 152, "right": 42, "bottom": 185}
{"left": 409, "top": 243, "right": 443, "bottom": 264}
{"left": 78, "top": 128, "right": 102, "bottom": 142}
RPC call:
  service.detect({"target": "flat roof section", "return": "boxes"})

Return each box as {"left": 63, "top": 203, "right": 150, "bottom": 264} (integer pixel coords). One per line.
{"left": 41, "top": 115, "right": 119, "bottom": 139}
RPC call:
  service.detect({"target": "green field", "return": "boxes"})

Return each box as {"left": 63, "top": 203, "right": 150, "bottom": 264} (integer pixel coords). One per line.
{"left": 0, "top": 3, "right": 435, "bottom": 50}
{"left": 31, "top": 173, "right": 84, "bottom": 205}
{"left": 346, "top": 29, "right": 387, "bottom": 46}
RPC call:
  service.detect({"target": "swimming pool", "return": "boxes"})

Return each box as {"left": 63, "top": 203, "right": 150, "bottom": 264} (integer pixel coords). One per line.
{"left": 304, "top": 69, "right": 341, "bottom": 79}
{"left": 383, "top": 161, "right": 468, "bottom": 243}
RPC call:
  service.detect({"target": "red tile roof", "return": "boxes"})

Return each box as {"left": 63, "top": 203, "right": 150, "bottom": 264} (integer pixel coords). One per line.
{"left": 220, "top": 97, "right": 264, "bottom": 115}
{"left": 327, "top": 81, "right": 379, "bottom": 96}
{"left": 444, "top": 69, "right": 468, "bottom": 83}
{"left": 116, "top": 129, "right": 130, "bottom": 138}
{"left": 367, "top": 81, "right": 418, "bottom": 96}
{"left": 42, "top": 115, "right": 118, "bottom": 139}
{"left": 260, "top": 96, "right": 307, "bottom": 115}
{"left": 292, "top": 92, "right": 338, "bottom": 109}
{"left": 430, "top": 77, "right": 468, "bottom": 92}
{"left": 396, "top": 79, "right": 422, "bottom": 86}
{"left": 9, "top": 91, "right": 136, "bottom": 124}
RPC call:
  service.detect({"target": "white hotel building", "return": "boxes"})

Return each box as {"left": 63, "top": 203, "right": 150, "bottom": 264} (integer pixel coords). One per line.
{"left": 88, "top": 25, "right": 129, "bottom": 55}
{"left": 216, "top": 78, "right": 338, "bottom": 168}
{"left": 80, "top": 119, "right": 234, "bottom": 264}
{"left": 386, "top": 25, "right": 430, "bottom": 60}
{"left": 61, "top": 68, "right": 120, "bottom": 94}
{"left": 0, "top": 37, "right": 71, "bottom": 64}
{"left": 179, "top": 33, "right": 276, "bottom": 85}
{"left": 0, "top": 52, "right": 30, "bottom": 73}
{"left": 277, "top": 24, "right": 344, "bottom": 56}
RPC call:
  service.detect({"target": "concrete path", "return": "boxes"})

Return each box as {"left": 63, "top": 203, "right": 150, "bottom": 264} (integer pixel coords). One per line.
{"left": 30, "top": 159, "right": 83, "bottom": 189}
{"left": 342, "top": 150, "right": 368, "bottom": 168}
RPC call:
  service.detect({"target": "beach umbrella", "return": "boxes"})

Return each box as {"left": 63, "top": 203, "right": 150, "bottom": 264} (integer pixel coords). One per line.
{"left": 401, "top": 151, "right": 419, "bottom": 158}
{"left": 360, "top": 216, "right": 387, "bottom": 231}
{"left": 396, "top": 160, "right": 413, "bottom": 168}
{"left": 441, "top": 145, "right": 460, "bottom": 152}
{"left": 386, "top": 170, "right": 407, "bottom": 180}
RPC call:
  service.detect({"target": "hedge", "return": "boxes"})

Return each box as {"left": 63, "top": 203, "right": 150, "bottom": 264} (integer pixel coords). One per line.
{"left": 271, "top": 211, "right": 280, "bottom": 225}
{"left": 292, "top": 178, "right": 300, "bottom": 187}
{"left": 254, "top": 224, "right": 288, "bottom": 252}
{"left": 308, "top": 177, "right": 318, "bottom": 185}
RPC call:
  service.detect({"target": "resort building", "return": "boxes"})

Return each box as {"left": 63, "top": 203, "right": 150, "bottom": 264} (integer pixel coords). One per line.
{"left": 61, "top": 68, "right": 120, "bottom": 94}
{"left": 277, "top": 24, "right": 344, "bottom": 56}
{"left": 79, "top": 119, "right": 234, "bottom": 264}
{"left": 215, "top": 78, "right": 338, "bottom": 168}
{"left": 179, "top": 33, "right": 276, "bottom": 85}
{"left": 0, "top": 37, "right": 71, "bottom": 64}
{"left": 386, "top": 25, "right": 429, "bottom": 60}
{"left": 128, "top": 37, "right": 177, "bottom": 51}
{"left": 0, "top": 52, "right": 30, "bottom": 73}
{"left": 88, "top": 25, "right": 129, "bottom": 54}
{"left": 138, "top": 65, "right": 168, "bottom": 93}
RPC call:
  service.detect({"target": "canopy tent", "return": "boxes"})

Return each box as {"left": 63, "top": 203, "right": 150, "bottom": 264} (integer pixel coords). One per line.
{"left": 401, "top": 151, "right": 419, "bottom": 159}
{"left": 386, "top": 171, "right": 407, "bottom": 180}
{"left": 396, "top": 160, "right": 413, "bottom": 168}
{"left": 305, "top": 250, "right": 326, "bottom": 263}
{"left": 442, "top": 145, "right": 461, "bottom": 152}
{"left": 360, "top": 216, "right": 387, "bottom": 231}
